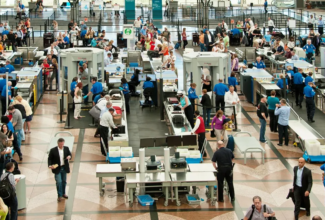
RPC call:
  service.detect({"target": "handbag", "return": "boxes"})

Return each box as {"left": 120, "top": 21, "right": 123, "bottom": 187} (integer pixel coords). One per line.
{"left": 210, "top": 129, "right": 216, "bottom": 138}
{"left": 263, "top": 204, "right": 277, "bottom": 220}
{"left": 89, "top": 106, "right": 101, "bottom": 121}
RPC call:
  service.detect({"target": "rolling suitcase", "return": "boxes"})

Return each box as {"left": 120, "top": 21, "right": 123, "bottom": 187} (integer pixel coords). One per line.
{"left": 226, "top": 135, "right": 234, "bottom": 151}
{"left": 43, "top": 33, "right": 54, "bottom": 48}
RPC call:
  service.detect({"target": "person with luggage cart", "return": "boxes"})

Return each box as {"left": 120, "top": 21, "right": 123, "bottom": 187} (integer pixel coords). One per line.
{"left": 211, "top": 140, "right": 235, "bottom": 202}
{"left": 191, "top": 110, "right": 206, "bottom": 157}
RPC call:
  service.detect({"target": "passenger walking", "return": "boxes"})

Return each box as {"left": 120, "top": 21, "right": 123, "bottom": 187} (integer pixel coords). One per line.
{"left": 48, "top": 138, "right": 72, "bottom": 202}
{"left": 182, "top": 28, "right": 188, "bottom": 49}
{"left": 275, "top": 99, "right": 290, "bottom": 146}
{"left": 243, "top": 196, "right": 275, "bottom": 220}
{"left": 74, "top": 82, "right": 83, "bottom": 120}
{"left": 211, "top": 110, "right": 228, "bottom": 146}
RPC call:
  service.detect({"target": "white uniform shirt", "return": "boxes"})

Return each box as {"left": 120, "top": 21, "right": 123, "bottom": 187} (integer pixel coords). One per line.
{"left": 224, "top": 91, "right": 239, "bottom": 115}
{"left": 268, "top": 20, "right": 275, "bottom": 27}
{"left": 100, "top": 111, "right": 116, "bottom": 128}
{"left": 58, "top": 147, "right": 64, "bottom": 166}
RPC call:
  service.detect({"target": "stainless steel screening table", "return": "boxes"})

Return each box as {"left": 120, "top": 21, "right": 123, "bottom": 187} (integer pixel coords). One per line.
{"left": 233, "top": 132, "right": 265, "bottom": 164}
{"left": 96, "top": 164, "right": 139, "bottom": 196}
{"left": 125, "top": 172, "right": 171, "bottom": 207}
{"left": 170, "top": 172, "right": 217, "bottom": 206}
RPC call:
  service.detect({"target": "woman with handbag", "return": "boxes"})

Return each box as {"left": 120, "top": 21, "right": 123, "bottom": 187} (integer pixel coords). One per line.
{"left": 1, "top": 124, "right": 22, "bottom": 161}
{"left": 74, "top": 82, "right": 83, "bottom": 120}
{"left": 211, "top": 110, "right": 228, "bottom": 146}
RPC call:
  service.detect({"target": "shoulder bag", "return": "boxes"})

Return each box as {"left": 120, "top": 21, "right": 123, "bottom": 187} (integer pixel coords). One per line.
{"left": 241, "top": 205, "right": 255, "bottom": 220}
{"left": 263, "top": 204, "right": 277, "bottom": 220}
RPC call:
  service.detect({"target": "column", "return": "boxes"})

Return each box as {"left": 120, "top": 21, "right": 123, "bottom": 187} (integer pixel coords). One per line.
{"left": 152, "top": 0, "right": 162, "bottom": 20}
{"left": 125, "top": 0, "right": 135, "bottom": 20}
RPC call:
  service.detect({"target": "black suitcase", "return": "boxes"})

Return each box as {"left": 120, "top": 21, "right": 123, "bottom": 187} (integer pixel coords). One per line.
{"left": 93, "top": 12, "right": 95, "bottom": 17}
{"left": 172, "top": 115, "right": 184, "bottom": 127}
{"left": 43, "top": 33, "right": 54, "bottom": 48}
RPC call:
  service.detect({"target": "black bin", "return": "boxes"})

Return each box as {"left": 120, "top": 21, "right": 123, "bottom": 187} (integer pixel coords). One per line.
{"left": 43, "top": 33, "right": 54, "bottom": 48}
{"left": 116, "top": 177, "right": 125, "bottom": 192}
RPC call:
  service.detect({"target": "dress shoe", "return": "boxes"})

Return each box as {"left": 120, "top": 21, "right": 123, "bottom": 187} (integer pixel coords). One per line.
{"left": 310, "top": 119, "right": 315, "bottom": 123}
{"left": 231, "top": 198, "right": 235, "bottom": 202}
{"left": 63, "top": 194, "right": 68, "bottom": 199}
{"left": 19, "top": 156, "right": 23, "bottom": 161}
{"left": 57, "top": 197, "right": 62, "bottom": 202}
{"left": 277, "top": 143, "right": 282, "bottom": 146}
{"left": 306, "top": 211, "right": 310, "bottom": 216}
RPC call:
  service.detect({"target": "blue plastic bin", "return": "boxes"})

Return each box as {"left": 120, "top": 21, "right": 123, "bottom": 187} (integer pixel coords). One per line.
{"left": 129, "top": 63, "right": 139, "bottom": 67}
{"left": 186, "top": 155, "right": 203, "bottom": 164}
{"left": 137, "top": 195, "right": 154, "bottom": 206}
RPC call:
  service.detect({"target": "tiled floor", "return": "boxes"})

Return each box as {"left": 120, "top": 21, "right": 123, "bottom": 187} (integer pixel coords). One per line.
{"left": 15, "top": 89, "right": 325, "bottom": 220}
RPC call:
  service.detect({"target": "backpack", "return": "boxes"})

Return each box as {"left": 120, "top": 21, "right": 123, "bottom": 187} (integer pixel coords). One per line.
{"left": 0, "top": 173, "right": 16, "bottom": 201}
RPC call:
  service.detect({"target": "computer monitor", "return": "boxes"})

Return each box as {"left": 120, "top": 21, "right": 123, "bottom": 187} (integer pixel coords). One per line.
{"left": 126, "top": 67, "right": 134, "bottom": 74}
{"left": 138, "top": 74, "right": 146, "bottom": 81}
{"left": 134, "top": 67, "right": 143, "bottom": 74}
{"left": 285, "top": 63, "right": 294, "bottom": 70}
{"left": 140, "top": 138, "right": 155, "bottom": 148}
{"left": 182, "top": 135, "right": 197, "bottom": 146}
{"left": 167, "top": 135, "right": 182, "bottom": 147}
{"left": 147, "top": 74, "right": 156, "bottom": 81}
{"left": 155, "top": 137, "right": 167, "bottom": 147}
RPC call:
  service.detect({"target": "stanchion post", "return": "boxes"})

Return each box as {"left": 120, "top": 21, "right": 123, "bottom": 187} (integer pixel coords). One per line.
{"left": 232, "top": 106, "right": 240, "bottom": 132}
{"left": 57, "top": 97, "right": 65, "bottom": 123}
{"left": 64, "top": 103, "right": 73, "bottom": 129}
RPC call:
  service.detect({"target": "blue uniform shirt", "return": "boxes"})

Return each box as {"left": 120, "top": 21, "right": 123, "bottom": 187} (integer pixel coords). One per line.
{"left": 143, "top": 81, "right": 154, "bottom": 89}
{"left": 287, "top": 70, "right": 294, "bottom": 78}
{"left": 264, "top": 1, "right": 268, "bottom": 7}
{"left": 1, "top": 85, "right": 11, "bottom": 97}
{"left": 140, "top": 29, "right": 146, "bottom": 36}
{"left": 0, "top": 79, "right": 6, "bottom": 92}
{"left": 2, "top": 30, "right": 8, "bottom": 35}
{"left": 213, "top": 83, "right": 229, "bottom": 96}
{"left": 277, "top": 45, "right": 284, "bottom": 53}
{"left": 91, "top": 82, "right": 103, "bottom": 94}
{"left": 293, "top": 72, "right": 303, "bottom": 84}
{"left": 64, "top": 36, "right": 70, "bottom": 44}
{"left": 277, "top": 78, "right": 288, "bottom": 89}
{"left": 122, "top": 83, "right": 129, "bottom": 94}
{"left": 188, "top": 87, "right": 198, "bottom": 99}
{"left": 264, "top": 34, "right": 272, "bottom": 42}
{"left": 304, "top": 85, "right": 315, "bottom": 97}
{"left": 70, "top": 81, "right": 77, "bottom": 92}
{"left": 5, "top": 64, "right": 14, "bottom": 73}
{"left": 93, "top": 94, "right": 101, "bottom": 104}
{"left": 228, "top": 77, "right": 237, "bottom": 87}
{"left": 256, "top": 61, "right": 266, "bottom": 69}
{"left": 305, "top": 76, "right": 314, "bottom": 86}
{"left": 303, "top": 44, "right": 316, "bottom": 54}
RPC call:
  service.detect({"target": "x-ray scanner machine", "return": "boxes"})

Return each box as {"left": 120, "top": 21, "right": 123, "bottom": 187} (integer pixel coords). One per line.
{"left": 182, "top": 52, "right": 231, "bottom": 93}
{"left": 59, "top": 48, "right": 105, "bottom": 93}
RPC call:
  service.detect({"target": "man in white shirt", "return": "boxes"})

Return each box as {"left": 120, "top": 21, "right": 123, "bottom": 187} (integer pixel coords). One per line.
{"left": 222, "top": 20, "right": 228, "bottom": 32}
{"left": 268, "top": 17, "right": 275, "bottom": 33}
{"left": 248, "top": 18, "right": 254, "bottom": 30}
{"left": 134, "top": 17, "right": 142, "bottom": 36}
{"left": 308, "top": 15, "right": 315, "bottom": 29}
{"left": 248, "top": 22, "right": 255, "bottom": 47}
{"left": 103, "top": 46, "right": 110, "bottom": 58}
{"left": 99, "top": 107, "right": 117, "bottom": 156}
{"left": 97, "top": 95, "right": 110, "bottom": 111}
{"left": 224, "top": 85, "right": 240, "bottom": 120}
{"left": 154, "top": 37, "right": 162, "bottom": 50}
{"left": 104, "top": 52, "right": 113, "bottom": 66}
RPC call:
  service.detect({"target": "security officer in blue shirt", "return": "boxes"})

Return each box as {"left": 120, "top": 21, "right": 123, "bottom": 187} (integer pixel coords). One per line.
{"left": 305, "top": 72, "right": 314, "bottom": 86}
{"left": 255, "top": 56, "right": 266, "bottom": 69}
{"left": 277, "top": 74, "right": 288, "bottom": 89}
{"left": 1, "top": 81, "right": 11, "bottom": 115}
{"left": 5, "top": 61, "right": 15, "bottom": 73}
{"left": 293, "top": 68, "right": 304, "bottom": 108}
{"left": 213, "top": 79, "right": 229, "bottom": 112}
{"left": 188, "top": 83, "right": 198, "bottom": 113}
{"left": 70, "top": 77, "right": 78, "bottom": 98}
{"left": 85, "top": 77, "right": 103, "bottom": 101}
{"left": 302, "top": 40, "right": 316, "bottom": 62}
{"left": 0, "top": 64, "right": 6, "bottom": 73}
{"left": 0, "top": 76, "right": 6, "bottom": 94}
{"left": 121, "top": 78, "right": 130, "bottom": 114}
{"left": 143, "top": 77, "right": 154, "bottom": 90}
{"left": 228, "top": 72, "right": 238, "bottom": 92}
{"left": 303, "top": 81, "right": 316, "bottom": 122}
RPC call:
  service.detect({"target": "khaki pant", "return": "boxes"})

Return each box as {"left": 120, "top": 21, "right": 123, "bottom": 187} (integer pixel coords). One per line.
{"left": 214, "top": 129, "right": 228, "bottom": 147}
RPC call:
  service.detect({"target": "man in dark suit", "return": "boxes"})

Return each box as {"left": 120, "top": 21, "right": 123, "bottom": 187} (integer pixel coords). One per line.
{"left": 293, "top": 157, "right": 312, "bottom": 219}
{"left": 215, "top": 23, "right": 223, "bottom": 36}
{"left": 204, "top": 30, "right": 215, "bottom": 52}
{"left": 48, "top": 138, "right": 72, "bottom": 202}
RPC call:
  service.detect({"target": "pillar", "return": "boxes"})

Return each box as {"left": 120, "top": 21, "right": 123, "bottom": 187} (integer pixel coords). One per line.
{"left": 125, "top": 0, "right": 135, "bottom": 20}
{"left": 152, "top": 0, "right": 162, "bottom": 20}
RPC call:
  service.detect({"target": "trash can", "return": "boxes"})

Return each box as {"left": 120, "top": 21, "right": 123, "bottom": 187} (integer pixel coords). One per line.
{"left": 116, "top": 177, "right": 125, "bottom": 192}
{"left": 14, "top": 174, "right": 26, "bottom": 210}
{"left": 43, "top": 33, "right": 54, "bottom": 48}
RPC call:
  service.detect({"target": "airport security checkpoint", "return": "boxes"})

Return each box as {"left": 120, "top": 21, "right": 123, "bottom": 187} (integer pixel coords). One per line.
{"left": 2, "top": 1, "right": 325, "bottom": 219}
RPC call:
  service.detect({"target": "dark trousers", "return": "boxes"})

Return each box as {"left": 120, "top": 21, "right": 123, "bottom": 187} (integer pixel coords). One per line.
{"left": 306, "top": 97, "right": 315, "bottom": 120}
{"left": 248, "top": 35, "right": 254, "bottom": 47}
{"left": 268, "top": 109, "right": 278, "bottom": 132}
{"left": 318, "top": 26, "right": 324, "bottom": 35}
{"left": 264, "top": 6, "right": 267, "bottom": 14}
{"left": 294, "top": 185, "right": 310, "bottom": 220}
{"left": 217, "top": 166, "right": 235, "bottom": 201}
{"left": 278, "top": 123, "right": 289, "bottom": 145}
{"left": 203, "top": 107, "right": 212, "bottom": 127}
{"left": 268, "top": 26, "right": 273, "bottom": 33}
{"left": 124, "top": 93, "right": 130, "bottom": 113}
{"left": 183, "top": 40, "right": 188, "bottom": 49}
{"left": 82, "top": 85, "right": 89, "bottom": 104}
{"left": 316, "top": 45, "right": 320, "bottom": 56}
{"left": 70, "top": 90, "right": 75, "bottom": 110}
{"left": 1, "top": 96, "right": 9, "bottom": 115}
{"left": 5, "top": 196, "right": 18, "bottom": 220}
{"left": 294, "top": 84, "right": 304, "bottom": 105}
{"left": 198, "top": 132, "right": 206, "bottom": 155}
{"left": 99, "top": 125, "right": 109, "bottom": 156}
{"left": 12, "top": 132, "right": 22, "bottom": 157}
{"left": 0, "top": 159, "right": 4, "bottom": 178}
{"left": 215, "top": 95, "right": 225, "bottom": 112}
{"left": 184, "top": 106, "right": 194, "bottom": 128}
{"left": 207, "top": 43, "right": 213, "bottom": 51}
{"left": 287, "top": 27, "right": 292, "bottom": 37}
{"left": 189, "top": 98, "right": 195, "bottom": 114}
